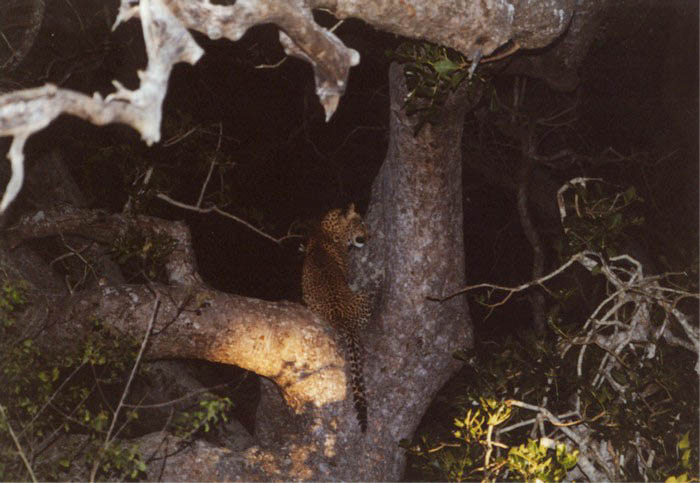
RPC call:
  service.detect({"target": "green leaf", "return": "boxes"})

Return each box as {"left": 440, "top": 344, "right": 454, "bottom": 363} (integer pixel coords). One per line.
{"left": 681, "top": 448, "right": 691, "bottom": 469}
{"left": 610, "top": 213, "right": 623, "bottom": 229}
{"left": 432, "top": 59, "right": 459, "bottom": 76}
{"left": 556, "top": 443, "right": 579, "bottom": 470}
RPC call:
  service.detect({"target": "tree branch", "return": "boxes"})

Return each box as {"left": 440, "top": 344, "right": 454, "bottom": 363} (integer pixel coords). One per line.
{"left": 155, "top": 193, "right": 300, "bottom": 245}
{"left": 0, "top": 405, "right": 37, "bottom": 482}
{"left": 160, "top": 0, "right": 359, "bottom": 121}
{"left": 47, "top": 283, "right": 346, "bottom": 415}
{"left": 517, "top": 123, "right": 546, "bottom": 333}
{"left": 1, "top": 0, "right": 581, "bottom": 213}
{"left": 0, "top": 0, "right": 203, "bottom": 212}
{"left": 317, "top": 0, "right": 573, "bottom": 59}
{"left": 5, "top": 205, "right": 202, "bottom": 286}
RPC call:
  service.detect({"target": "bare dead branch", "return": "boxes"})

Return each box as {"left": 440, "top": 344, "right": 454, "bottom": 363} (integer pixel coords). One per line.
{"left": 0, "top": 0, "right": 203, "bottom": 212}
{"left": 0, "top": 405, "right": 37, "bottom": 482}
{"left": 431, "top": 251, "right": 585, "bottom": 302}
{"left": 156, "top": 193, "right": 301, "bottom": 245}
{"left": 161, "top": 0, "right": 359, "bottom": 121}
{"left": 1, "top": 0, "right": 579, "bottom": 214}
{"left": 506, "top": 399, "right": 611, "bottom": 481}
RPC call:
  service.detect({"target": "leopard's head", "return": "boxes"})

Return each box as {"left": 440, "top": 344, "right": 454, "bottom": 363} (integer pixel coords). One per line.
{"left": 321, "top": 203, "right": 368, "bottom": 249}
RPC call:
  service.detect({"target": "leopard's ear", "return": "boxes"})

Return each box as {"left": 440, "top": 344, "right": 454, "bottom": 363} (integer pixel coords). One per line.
{"left": 347, "top": 203, "right": 356, "bottom": 216}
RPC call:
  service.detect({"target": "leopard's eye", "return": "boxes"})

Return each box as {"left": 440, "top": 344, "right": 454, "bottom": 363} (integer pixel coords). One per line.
{"left": 353, "top": 235, "right": 366, "bottom": 247}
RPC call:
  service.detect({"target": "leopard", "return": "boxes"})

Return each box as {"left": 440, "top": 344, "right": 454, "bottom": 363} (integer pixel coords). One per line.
{"left": 302, "top": 203, "right": 371, "bottom": 432}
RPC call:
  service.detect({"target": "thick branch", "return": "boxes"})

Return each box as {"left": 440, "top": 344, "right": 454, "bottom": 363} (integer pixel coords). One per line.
{"left": 319, "top": 0, "right": 574, "bottom": 58}
{"left": 162, "top": 0, "right": 359, "bottom": 121}
{"left": 39, "top": 282, "right": 373, "bottom": 480}
{"left": 504, "top": 0, "right": 607, "bottom": 90}
{"left": 48, "top": 283, "right": 346, "bottom": 414}
{"left": 5, "top": 203, "right": 373, "bottom": 479}
{"left": 5, "top": 205, "right": 347, "bottom": 421}
{"left": 0, "top": 0, "right": 592, "bottom": 213}
{"left": 5, "top": 205, "right": 201, "bottom": 286}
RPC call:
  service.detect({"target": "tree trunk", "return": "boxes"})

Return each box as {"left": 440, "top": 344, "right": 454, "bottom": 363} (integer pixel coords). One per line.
{"left": 232, "top": 61, "right": 477, "bottom": 480}
{"left": 355, "top": 62, "right": 476, "bottom": 478}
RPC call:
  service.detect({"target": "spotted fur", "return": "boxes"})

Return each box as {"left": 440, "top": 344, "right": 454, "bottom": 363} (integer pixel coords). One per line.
{"left": 302, "top": 203, "right": 371, "bottom": 432}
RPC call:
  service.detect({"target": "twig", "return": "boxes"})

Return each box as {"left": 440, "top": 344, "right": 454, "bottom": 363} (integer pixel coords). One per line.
{"left": 89, "top": 295, "right": 160, "bottom": 482}
{"left": 122, "top": 381, "right": 236, "bottom": 409}
{"left": 0, "top": 405, "right": 37, "bottom": 482}
{"left": 480, "top": 41, "right": 521, "bottom": 64}
{"left": 193, "top": 123, "right": 223, "bottom": 208}
{"left": 556, "top": 177, "right": 603, "bottom": 226}
{"left": 506, "top": 399, "right": 612, "bottom": 481}
{"left": 156, "top": 193, "right": 300, "bottom": 245}
{"left": 254, "top": 57, "right": 287, "bottom": 69}
{"left": 430, "top": 252, "right": 584, "bottom": 302}
{"left": 163, "top": 126, "right": 198, "bottom": 147}
{"left": 22, "top": 361, "right": 87, "bottom": 435}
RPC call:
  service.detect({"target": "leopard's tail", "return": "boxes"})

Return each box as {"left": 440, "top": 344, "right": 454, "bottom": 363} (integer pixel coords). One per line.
{"left": 345, "top": 330, "right": 367, "bottom": 432}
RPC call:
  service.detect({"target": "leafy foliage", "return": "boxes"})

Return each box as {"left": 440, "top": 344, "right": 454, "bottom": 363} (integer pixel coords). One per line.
{"left": 0, "top": 281, "right": 148, "bottom": 480}
{"left": 556, "top": 182, "right": 646, "bottom": 260}
{"left": 508, "top": 438, "right": 578, "bottom": 481}
{"left": 0, "top": 278, "right": 236, "bottom": 481}
{"left": 405, "top": 394, "right": 578, "bottom": 481}
{"left": 407, "top": 182, "right": 698, "bottom": 482}
{"left": 408, "top": 331, "right": 698, "bottom": 481}
{"left": 111, "top": 226, "right": 176, "bottom": 282}
{"left": 388, "top": 42, "right": 483, "bottom": 133}
{"left": 0, "top": 280, "right": 26, "bottom": 328}
{"left": 173, "top": 396, "right": 234, "bottom": 440}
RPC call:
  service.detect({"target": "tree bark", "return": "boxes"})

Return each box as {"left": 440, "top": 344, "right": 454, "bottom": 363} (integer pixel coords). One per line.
{"left": 356, "top": 62, "right": 476, "bottom": 478}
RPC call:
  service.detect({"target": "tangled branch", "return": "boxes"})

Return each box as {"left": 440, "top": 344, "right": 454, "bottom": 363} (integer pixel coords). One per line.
{"left": 432, "top": 179, "right": 699, "bottom": 480}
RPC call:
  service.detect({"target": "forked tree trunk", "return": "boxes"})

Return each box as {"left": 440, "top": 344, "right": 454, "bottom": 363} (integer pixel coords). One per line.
{"left": 2, "top": 62, "right": 477, "bottom": 481}
{"left": 349, "top": 62, "right": 476, "bottom": 479}
{"left": 238, "top": 61, "right": 476, "bottom": 480}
